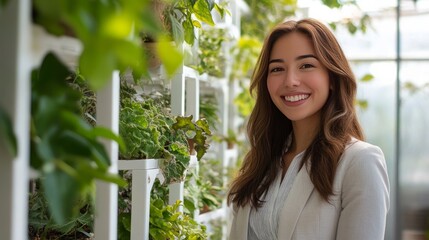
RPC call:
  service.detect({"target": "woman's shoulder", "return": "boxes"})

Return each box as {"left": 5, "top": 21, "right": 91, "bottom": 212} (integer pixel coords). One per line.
{"left": 339, "top": 138, "right": 386, "bottom": 168}
{"left": 345, "top": 138, "right": 383, "bottom": 156}
{"left": 335, "top": 138, "right": 389, "bottom": 192}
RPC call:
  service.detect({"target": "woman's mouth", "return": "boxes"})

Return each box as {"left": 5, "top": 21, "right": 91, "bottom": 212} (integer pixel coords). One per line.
{"left": 284, "top": 94, "right": 310, "bottom": 102}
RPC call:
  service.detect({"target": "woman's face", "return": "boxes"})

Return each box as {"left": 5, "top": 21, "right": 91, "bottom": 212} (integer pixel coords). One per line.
{"left": 267, "top": 32, "right": 330, "bottom": 124}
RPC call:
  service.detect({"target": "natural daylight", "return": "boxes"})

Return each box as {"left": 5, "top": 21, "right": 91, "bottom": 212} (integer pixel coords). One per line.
{"left": 1, "top": 0, "right": 429, "bottom": 239}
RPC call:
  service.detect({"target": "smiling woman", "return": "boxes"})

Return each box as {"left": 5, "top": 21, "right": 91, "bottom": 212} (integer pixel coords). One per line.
{"left": 227, "top": 18, "right": 390, "bottom": 240}
{"left": 267, "top": 32, "right": 330, "bottom": 123}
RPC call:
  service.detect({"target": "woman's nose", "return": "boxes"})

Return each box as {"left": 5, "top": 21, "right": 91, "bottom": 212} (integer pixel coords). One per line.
{"left": 283, "top": 71, "right": 300, "bottom": 87}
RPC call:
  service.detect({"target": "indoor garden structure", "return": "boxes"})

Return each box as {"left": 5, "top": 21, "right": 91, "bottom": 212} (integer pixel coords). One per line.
{"left": 1, "top": 0, "right": 429, "bottom": 239}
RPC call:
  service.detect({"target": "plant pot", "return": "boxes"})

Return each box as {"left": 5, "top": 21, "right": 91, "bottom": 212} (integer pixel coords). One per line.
{"left": 143, "top": 42, "right": 162, "bottom": 69}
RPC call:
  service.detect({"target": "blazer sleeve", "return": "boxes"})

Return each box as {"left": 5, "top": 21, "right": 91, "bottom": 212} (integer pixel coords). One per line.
{"left": 336, "top": 144, "right": 390, "bottom": 240}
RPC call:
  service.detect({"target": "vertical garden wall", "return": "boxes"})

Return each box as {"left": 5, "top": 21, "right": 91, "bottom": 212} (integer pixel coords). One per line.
{"left": 1, "top": 0, "right": 406, "bottom": 239}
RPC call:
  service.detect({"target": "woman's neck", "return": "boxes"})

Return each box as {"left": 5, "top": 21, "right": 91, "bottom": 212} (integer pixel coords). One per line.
{"left": 291, "top": 117, "right": 320, "bottom": 154}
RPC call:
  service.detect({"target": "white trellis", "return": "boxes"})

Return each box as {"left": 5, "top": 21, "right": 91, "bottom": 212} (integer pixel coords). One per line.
{"left": 0, "top": 1, "right": 32, "bottom": 239}
{"left": 0, "top": 0, "right": 246, "bottom": 239}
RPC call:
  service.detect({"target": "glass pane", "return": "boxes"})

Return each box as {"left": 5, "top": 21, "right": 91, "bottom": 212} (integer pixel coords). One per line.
{"left": 335, "top": 11, "right": 397, "bottom": 60}
{"left": 352, "top": 61, "right": 397, "bottom": 240}
{"left": 400, "top": 3, "right": 429, "bottom": 58}
{"left": 399, "top": 60, "right": 429, "bottom": 240}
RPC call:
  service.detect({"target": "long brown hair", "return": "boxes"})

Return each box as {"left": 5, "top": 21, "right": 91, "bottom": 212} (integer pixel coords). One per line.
{"left": 228, "top": 18, "right": 364, "bottom": 208}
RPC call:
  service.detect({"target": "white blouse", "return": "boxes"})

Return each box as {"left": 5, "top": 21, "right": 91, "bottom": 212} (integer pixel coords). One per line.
{"left": 248, "top": 152, "right": 304, "bottom": 240}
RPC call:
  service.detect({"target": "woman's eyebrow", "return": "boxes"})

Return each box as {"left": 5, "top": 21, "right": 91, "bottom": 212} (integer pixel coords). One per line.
{"left": 296, "top": 54, "right": 317, "bottom": 60}
{"left": 268, "top": 54, "right": 318, "bottom": 64}
{"left": 268, "top": 58, "right": 284, "bottom": 64}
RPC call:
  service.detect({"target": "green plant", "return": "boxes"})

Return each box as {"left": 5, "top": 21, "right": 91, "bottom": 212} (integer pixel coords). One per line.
{"left": 230, "top": 36, "right": 262, "bottom": 80}
{"left": 355, "top": 73, "right": 375, "bottom": 110}
{"left": 241, "top": 0, "right": 297, "bottom": 41}
{"left": 0, "top": 107, "right": 17, "bottom": 157}
{"left": 117, "top": 178, "right": 207, "bottom": 240}
{"left": 28, "top": 180, "right": 94, "bottom": 239}
{"left": 172, "top": 115, "right": 212, "bottom": 161}
{"left": 193, "top": 27, "right": 229, "bottom": 77}
{"left": 31, "top": 0, "right": 183, "bottom": 88}
{"left": 0, "top": 0, "right": 8, "bottom": 7}
{"left": 30, "top": 53, "right": 126, "bottom": 224}
{"left": 199, "top": 94, "right": 220, "bottom": 131}
{"left": 184, "top": 168, "right": 223, "bottom": 216}
{"left": 119, "top": 83, "right": 195, "bottom": 183}
{"left": 118, "top": 199, "right": 207, "bottom": 240}
{"left": 213, "top": 129, "right": 241, "bottom": 149}
{"left": 156, "top": 0, "right": 229, "bottom": 46}
{"left": 149, "top": 198, "right": 207, "bottom": 239}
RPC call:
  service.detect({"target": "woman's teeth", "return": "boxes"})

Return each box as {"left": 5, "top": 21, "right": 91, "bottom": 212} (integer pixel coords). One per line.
{"left": 284, "top": 94, "right": 309, "bottom": 102}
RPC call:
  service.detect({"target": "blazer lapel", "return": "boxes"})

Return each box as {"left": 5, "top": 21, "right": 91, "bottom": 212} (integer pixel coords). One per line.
{"left": 278, "top": 165, "right": 315, "bottom": 240}
{"left": 232, "top": 204, "right": 251, "bottom": 239}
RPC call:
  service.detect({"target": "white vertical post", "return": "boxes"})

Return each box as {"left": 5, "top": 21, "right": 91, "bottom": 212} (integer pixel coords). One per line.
{"left": 170, "top": 66, "right": 185, "bottom": 116}
{"left": 131, "top": 168, "right": 160, "bottom": 240}
{"left": 185, "top": 76, "right": 200, "bottom": 120}
{"left": 169, "top": 54, "right": 185, "bottom": 207}
{"left": 0, "top": 0, "right": 31, "bottom": 240}
{"left": 168, "top": 182, "right": 185, "bottom": 211}
{"left": 94, "top": 71, "right": 120, "bottom": 240}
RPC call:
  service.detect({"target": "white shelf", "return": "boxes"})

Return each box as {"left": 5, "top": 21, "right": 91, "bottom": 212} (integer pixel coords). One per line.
{"left": 118, "top": 158, "right": 160, "bottom": 170}
{"left": 31, "top": 24, "right": 82, "bottom": 70}
{"left": 195, "top": 207, "right": 226, "bottom": 223}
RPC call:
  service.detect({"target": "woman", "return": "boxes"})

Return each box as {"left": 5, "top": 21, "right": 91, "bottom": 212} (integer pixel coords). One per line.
{"left": 227, "top": 18, "right": 390, "bottom": 240}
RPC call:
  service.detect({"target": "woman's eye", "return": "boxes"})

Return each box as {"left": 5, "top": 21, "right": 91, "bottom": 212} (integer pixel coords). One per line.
{"left": 300, "top": 64, "right": 314, "bottom": 69}
{"left": 269, "top": 67, "right": 283, "bottom": 73}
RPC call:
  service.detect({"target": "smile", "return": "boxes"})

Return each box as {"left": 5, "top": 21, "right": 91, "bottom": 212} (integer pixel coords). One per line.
{"left": 284, "top": 94, "right": 310, "bottom": 102}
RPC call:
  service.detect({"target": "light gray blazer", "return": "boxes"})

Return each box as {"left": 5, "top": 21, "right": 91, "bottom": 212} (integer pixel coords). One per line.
{"left": 229, "top": 139, "right": 390, "bottom": 240}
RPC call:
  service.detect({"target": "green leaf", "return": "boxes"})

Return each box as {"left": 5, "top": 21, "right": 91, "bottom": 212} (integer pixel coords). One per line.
{"left": 169, "top": 12, "right": 184, "bottom": 44}
{"left": 214, "top": 3, "right": 225, "bottom": 18}
{"left": 36, "top": 52, "right": 72, "bottom": 96}
{"left": 359, "top": 74, "right": 374, "bottom": 82}
{"left": 79, "top": 44, "right": 116, "bottom": 90}
{"left": 0, "top": 0, "right": 9, "bottom": 8}
{"left": 0, "top": 107, "right": 17, "bottom": 157}
{"left": 92, "top": 127, "right": 126, "bottom": 152}
{"left": 183, "top": 18, "right": 195, "bottom": 45}
{"left": 196, "top": 118, "right": 211, "bottom": 135}
{"left": 172, "top": 115, "right": 195, "bottom": 131}
{"left": 119, "top": 212, "right": 131, "bottom": 231}
{"left": 356, "top": 99, "right": 368, "bottom": 110}
{"left": 76, "top": 163, "right": 127, "bottom": 187}
{"left": 321, "top": 0, "right": 342, "bottom": 8}
{"left": 43, "top": 169, "right": 79, "bottom": 225}
{"left": 184, "top": 198, "right": 196, "bottom": 212}
{"left": 58, "top": 130, "right": 93, "bottom": 157}
{"left": 192, "top": 20, "right": 202, "bottom": 28}
{"left": 156, "top": 36, "right": 183, "bottom": 77}
{"left": 346, "top": 21, "right": 358, "bottom": 35}
{"left": 193, "top": 0, "right": 215, "bottom": 26}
